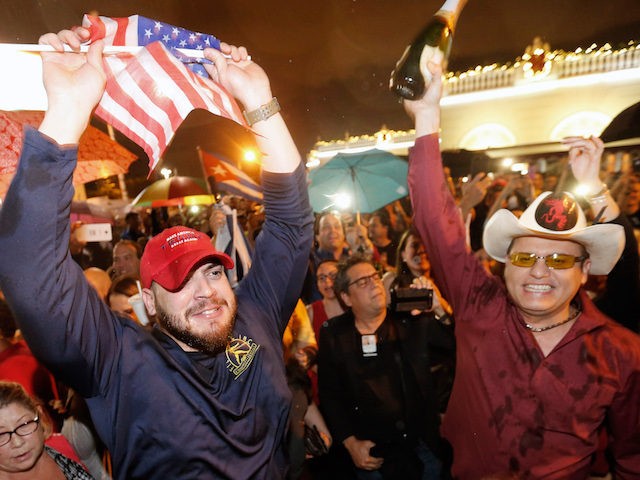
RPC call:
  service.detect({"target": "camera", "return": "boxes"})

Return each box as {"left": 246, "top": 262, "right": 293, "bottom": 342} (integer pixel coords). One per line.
{"left": 390, "top": 287, "right": 433, "bottom": 312}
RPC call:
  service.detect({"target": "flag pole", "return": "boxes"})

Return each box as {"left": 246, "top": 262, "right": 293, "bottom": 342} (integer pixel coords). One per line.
{"left": 0, "top": 43, "right": 232, "bottom": 59}
{"left": 197, "top": 146, "right": 215, "bottom": 198}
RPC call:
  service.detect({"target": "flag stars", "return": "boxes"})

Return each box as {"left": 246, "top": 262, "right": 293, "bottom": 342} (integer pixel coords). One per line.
{"left": 212, "top": 165, "right": 228, "bottom": 176}
{"left": 144, "top": 29, "right": 153, "bottom": 39}
{"left": 154, "top": 21, "right": 163, "bottom": 31}
{"left": 179, "top": 39, "right": 187, "bottom": 47}
{"left": 189, "top": 33, "right": 197, "bottom": 42}
{"left": 162, "top": 34, "right": 170, "bottom": 43}
{"left": 172, "top": 27, "right": 180, "bottom": 36}
{"left": 204, "top": 38, "right": 211, "bottom": 46}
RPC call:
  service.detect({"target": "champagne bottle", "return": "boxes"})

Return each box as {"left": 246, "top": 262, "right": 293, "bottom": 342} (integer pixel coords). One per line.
{"left": 389, "top": 0, "right": 468, "bottom": 100}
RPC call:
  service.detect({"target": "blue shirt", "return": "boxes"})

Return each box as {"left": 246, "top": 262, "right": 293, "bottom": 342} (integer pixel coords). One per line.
{"left": 0, "top": 129, "right": 314, "bottom": 479}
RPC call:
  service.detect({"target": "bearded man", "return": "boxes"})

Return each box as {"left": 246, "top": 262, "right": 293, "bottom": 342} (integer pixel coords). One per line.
{"left": 0, "top": 26, "right": 313, "bottom": 479}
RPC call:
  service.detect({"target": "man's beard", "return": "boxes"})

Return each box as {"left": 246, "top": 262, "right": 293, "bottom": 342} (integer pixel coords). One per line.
{"left": 155, "top": 297, "right": 238, "bottom": 355}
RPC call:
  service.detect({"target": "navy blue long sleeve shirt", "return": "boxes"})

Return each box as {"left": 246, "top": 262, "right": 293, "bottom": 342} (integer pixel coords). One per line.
{"left": 0, "top": 128, "right": 314, "bottom": 479}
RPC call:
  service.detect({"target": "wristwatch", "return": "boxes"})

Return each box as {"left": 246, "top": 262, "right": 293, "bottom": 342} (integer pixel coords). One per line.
{"left": 243, "top": 97, "right": 281, "bottom": 126}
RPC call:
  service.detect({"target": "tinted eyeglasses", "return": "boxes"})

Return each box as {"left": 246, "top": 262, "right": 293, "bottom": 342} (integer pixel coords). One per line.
{"left": 347, "top": 271, "right": 383, "bottom": 289}
{"left": 509, "top": 252, "right": 588, "bottom": 270}
{"left": 0, "top": 415, "right": 39, "bottom": 447}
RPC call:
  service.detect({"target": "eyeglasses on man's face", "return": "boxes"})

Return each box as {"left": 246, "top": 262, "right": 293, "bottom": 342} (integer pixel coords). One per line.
{"left": 347, "top": 271, "right": 383, "bottom": 289}
{"left": 508, "top": 252, "right": 588, "bottom": 270}
{"left": 0, "top": 415, "right": 39, "bottom": 447}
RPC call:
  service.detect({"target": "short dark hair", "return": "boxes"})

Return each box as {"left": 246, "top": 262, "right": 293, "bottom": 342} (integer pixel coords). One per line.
{"left": 370, "top": 209, "right": 391, "bottom": 229}
{"left": 114, "top": 239, "right": 142, "bottom": 258}
{"left": 125, "top": 212, "right": 139, "bottom": 222}
{"left": 333, "top": 254, "right": 374, "bottom": 298}
{"left": 108, "top": 276, "right": 139, "bottom": 306}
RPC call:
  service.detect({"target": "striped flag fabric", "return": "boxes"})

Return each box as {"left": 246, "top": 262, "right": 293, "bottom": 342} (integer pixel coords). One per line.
{"left": 199, "top": 148, "right": 263, "bottom": 203}
{"left": 81, "top": 14, "right": 246, "bottom": 172}
{"left": 213, "top": 203, "right": 253, "bottom": 288}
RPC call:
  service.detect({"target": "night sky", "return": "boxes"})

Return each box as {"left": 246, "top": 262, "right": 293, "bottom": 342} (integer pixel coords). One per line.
{"left": 2, "top": 0, "right": 640, "bottom": 184}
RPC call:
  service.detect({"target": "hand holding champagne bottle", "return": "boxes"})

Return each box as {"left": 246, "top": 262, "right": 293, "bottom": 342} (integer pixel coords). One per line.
{"left": 390, "top": 0, "right": 468, "bottom": 100}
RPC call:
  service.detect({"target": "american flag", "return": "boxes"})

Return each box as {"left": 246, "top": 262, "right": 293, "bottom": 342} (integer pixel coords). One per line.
{"left": 82, "top": 14, "right": 246, "bottom": 172}
{"left": 199, "top": 148, "right": 263, "bottom": 203}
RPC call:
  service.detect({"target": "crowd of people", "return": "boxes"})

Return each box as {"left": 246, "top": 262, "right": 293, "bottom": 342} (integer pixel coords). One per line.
{"left": 0, "top": 23, "right": 639, "bottom": 480}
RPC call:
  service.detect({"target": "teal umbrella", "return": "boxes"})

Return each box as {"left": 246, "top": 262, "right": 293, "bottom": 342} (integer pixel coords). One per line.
{"left": 308, "top": 149, "right": 409, "bottom": 214}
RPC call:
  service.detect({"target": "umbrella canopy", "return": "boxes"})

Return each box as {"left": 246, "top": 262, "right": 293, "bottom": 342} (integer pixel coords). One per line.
{"left": 308, "top": 149, "right": 408, "bottom": 214}
{"left": 600, "top": 101, "right": 640, "bottom": 143}
{"left": 130, "top": 176, "right": 215, "bottom": 208}
{"left": 0, "top": 110, "right": 137, "bottom": 199}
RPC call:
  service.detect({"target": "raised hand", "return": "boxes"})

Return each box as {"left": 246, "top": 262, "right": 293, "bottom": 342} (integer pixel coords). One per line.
{"left": 37, "top": 27, "right": 106, "bottom": 145}
{"left": 203, "top": 43, "right": 272, "bottom": 111}
{"left": 562, "top": 136, "right": 604, "bottom": 193}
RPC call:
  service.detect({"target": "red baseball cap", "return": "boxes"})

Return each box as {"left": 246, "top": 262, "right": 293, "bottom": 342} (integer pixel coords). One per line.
{"left": 140, "top": 226, "right": 234, "bottom": 291}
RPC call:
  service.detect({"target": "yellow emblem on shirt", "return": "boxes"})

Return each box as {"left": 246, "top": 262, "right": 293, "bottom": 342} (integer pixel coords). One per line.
{"left": 225, "top": 335, "right": 260, "bottom": 379}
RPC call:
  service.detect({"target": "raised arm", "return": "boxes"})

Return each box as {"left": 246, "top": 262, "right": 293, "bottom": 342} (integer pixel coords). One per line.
{"left": 203, "top": 45, "right": 313, "bottom": 331}
{"left": 203, "top": 44, "right": 299, "bottom": 173}
{"left": 564, "top": 136, "right": 620, "bottom": 222}
{"left": 0, "top": 28, "right": 115, "bottom": 393}
{"left": 38, "top": 27, "right": 106, "bottom": 144}
{"left": 403, "top": 62, "right": 491, "bottom": 309}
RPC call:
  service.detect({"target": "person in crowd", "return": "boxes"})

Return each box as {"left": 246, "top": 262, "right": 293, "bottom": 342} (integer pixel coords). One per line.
{"left": 314, "top": 212, "right": 349, "bottom": 265}
{"left": 0, "top": 27, "right": 313, "bottom": 479}
{"left": 382, "top": 228, "right": 455, "bottom": 415}
{"left": 283, "top": 300, "right": 317, "bottom": 364}
{"left": 0, "top": 300, "right": 64, "bottom": 434}
{"left": 367, "top": 209, "right": 398, "bottom": 271}
{"left": 0, "top": 380, "right": 93, "bottom": 480}
{"left": 284, "top": 302, "right": 332, "bottom": 480}
{"left": 105, "top": 276, "right": 146, "bottom": 326}
{"left": 61, "top": 389, "right": 112, "bottom": 480}
{"left": 302, "top": 212, "right": 350, "bottom": 303}
{"left": 0, "top": 381, "right": 94, "bottom": 479}
{"left": 404, "top": 60, "right": 640, "bottom": 478}
{"left": 318, "top": 255, "right": 448, "bottom": 479}
{"left": 83, "top": 268, "right": 112, "bottom": 302}
{"left": 306, "top": 260, "right": 344, "bottom": 342}
{"left": 69, "top": 221, "right": 93, "bottom": 270}
{"left": 345, "top": 223, "right": 377, "bottom": 261}
{"left": 119, "top": 212, "right": 145, "bottom": 242}
{"left": 466, "top": 177, "right": 506, "bottom": 252}
{"left": 109, "top": 240, "right": 141, "bottom": 279}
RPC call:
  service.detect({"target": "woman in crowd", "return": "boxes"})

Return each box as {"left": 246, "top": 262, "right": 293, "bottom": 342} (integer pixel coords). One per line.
{"left": 0, "top": 381, "right": 94, "bottom": 479}
{"left": 106, "top": 276, "right": 149, "bottom": 326}
{"left": 383, "top": 228, "right": 456, "bottom": 415}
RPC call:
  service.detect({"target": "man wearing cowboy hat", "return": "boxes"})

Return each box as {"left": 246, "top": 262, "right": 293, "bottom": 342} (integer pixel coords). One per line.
{"left": 403, "top": 61, "right": 640, "bottom": 478}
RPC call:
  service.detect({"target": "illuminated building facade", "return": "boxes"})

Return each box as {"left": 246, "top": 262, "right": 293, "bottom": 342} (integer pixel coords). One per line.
{"left": 307, "top": 38, "right": 640, "bottom": 177}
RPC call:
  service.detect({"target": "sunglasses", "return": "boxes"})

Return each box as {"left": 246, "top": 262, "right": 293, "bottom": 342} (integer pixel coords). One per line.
{"left": 509, "top": 252, "right": 588, "bottom": 270}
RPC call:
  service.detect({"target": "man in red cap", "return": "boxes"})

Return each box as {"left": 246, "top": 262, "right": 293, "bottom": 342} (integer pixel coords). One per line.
{"left": 0, "top": 26, "right": 313, "bottom": 479}
{"left": 403, "top": 62, "right": 640, "bottom": 478}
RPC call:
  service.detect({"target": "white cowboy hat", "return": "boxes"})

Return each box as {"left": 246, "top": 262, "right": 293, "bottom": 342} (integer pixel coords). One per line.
{"left": 482, "top": 191, "right": 624, "bottom": 275}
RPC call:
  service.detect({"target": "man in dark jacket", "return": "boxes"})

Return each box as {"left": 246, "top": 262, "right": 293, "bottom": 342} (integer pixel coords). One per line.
{"left": 318, "top": 255, "right": 453, "bottom": 479}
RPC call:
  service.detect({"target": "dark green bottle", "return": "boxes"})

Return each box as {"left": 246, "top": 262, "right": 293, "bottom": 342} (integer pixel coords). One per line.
{"left": 390, "top": 0, "right": 467, "bottom": 100}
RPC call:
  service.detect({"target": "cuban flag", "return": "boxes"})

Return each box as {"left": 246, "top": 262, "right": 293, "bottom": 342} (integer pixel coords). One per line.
{"left": 199, "top": 148, "right": 263, "bottom": 203}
